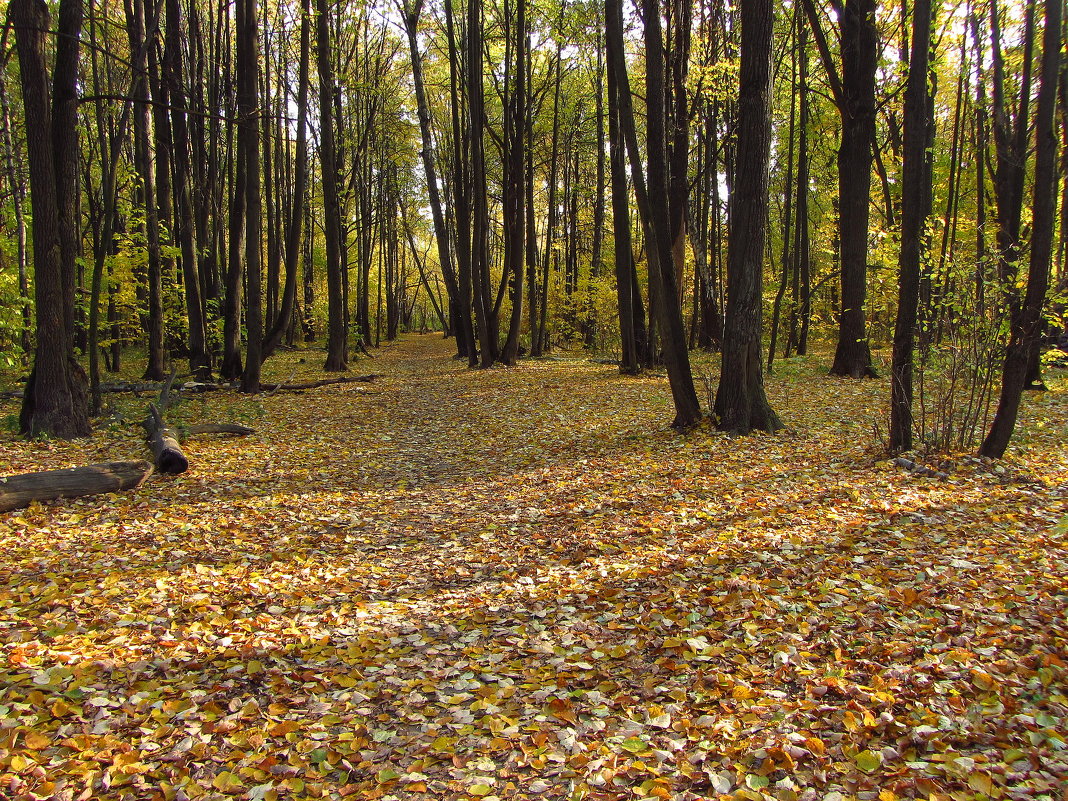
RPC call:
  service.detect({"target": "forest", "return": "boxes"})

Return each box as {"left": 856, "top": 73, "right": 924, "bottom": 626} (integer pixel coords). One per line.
{"left": 1, "top": 0, "right": 1067, "bottom": 797}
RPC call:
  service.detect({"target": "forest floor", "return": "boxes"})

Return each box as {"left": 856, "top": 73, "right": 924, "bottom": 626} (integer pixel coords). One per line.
{"left": 0, "top": 334, "right": 1067, "bottom": 801}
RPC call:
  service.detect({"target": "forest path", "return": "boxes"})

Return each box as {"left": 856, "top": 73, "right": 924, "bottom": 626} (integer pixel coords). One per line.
{"left": 0, "top": 335, "right": 1066, "bottom": 797}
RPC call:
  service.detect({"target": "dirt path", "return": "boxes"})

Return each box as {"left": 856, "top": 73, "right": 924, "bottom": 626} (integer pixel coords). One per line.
{"left": 0, "top": 335, "right": 1066, "bottom": 798}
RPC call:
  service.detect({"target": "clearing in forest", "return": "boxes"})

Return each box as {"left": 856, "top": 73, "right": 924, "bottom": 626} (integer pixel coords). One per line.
{"left": 0, "top": 334, "right": 1066, "bottom": 800}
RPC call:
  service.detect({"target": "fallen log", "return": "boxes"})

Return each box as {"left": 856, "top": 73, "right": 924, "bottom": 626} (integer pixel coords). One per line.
{"left": 892, "top": 456, "right": 948, "bottom": 480}
{"left": 4, "top": 374, "right": 381, "bottom": 401}
{"left": 143, "top": 403, "right": 188, "bottom": 475}
{"left": 184, "top": 423, "right": 254, "bottom": 436}
{"left": 258, "top": 374, "right": 381, "bottom": 392}
{"left": 0, "top": 461, "right": 153, "bottom": 512}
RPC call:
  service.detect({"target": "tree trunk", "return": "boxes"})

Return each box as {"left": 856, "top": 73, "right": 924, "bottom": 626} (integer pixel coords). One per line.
{"left": 636, "top": 0, "right": 702, "bottom": 428}
{"left": 713, "top": 0, "right": 781, "bottom": 435}
{"left": 501, "top": 0, "right": 527, "bottom": 365}
{"left": 889, "top": 0, "right": 934, "bottom": 452}
{"left": 165, "top": 0, "right": 211, "bottom": 380}
{"left": 126, "top": 0, "right": 166, "bottom": 380}
{"left": 981, "top": 0, "right": 1061, "bottom": 458}
{"left": 401, "top": 0, "right": 464, "bottom": 357}
{"left": 802, "top": 0, "right": 879, "bottom": 378}
{"left": 263, "top": 0, "right": 311, "bottom": 361}
{"left": 317, "top": 0, "right": 348, "bottom": 371}
{"left": 239, "top": 0, "right": 263, "bottom": 392}
{"left": 12, "top": 0, "right": 91, "bottom": 439}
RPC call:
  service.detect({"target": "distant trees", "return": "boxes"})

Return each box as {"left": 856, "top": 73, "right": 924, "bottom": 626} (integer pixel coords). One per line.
{"left": 0, "top": 0, "right": 1062, "bottom": 456}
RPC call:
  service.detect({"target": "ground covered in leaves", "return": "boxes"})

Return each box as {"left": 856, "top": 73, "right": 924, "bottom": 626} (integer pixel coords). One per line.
{"left": 1, "top": 334, "right": 1067, "bottom": 801}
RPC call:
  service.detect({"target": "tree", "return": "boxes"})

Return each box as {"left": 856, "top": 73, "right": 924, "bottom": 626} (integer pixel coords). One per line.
{"left": 606, "top": 0, "right": 701, "bottom": 428}
{"left": 317, "top": 0, "right": 348, "bottom": 371}
{"left": 889, "top": 0, "right": 934, "bottom": 451}
{"left": 263, "top": 0, "right": 312, "bottom": 362}
{"left": 239, "top": 0, "right": 263, "bottom": 392}
{"left": 980, "top": 0, "right": 1062, "bottom": 458}
{"left": 400, "top": 0, "right": 464, "bottom": 357}
{"left": 165, "top": 0, "right": 211, "bottom": 380}
{"left": 802, "top": 0, "right": 880, "bottom": 378}
{"left": 11, "top": 0, "right": 92, "bottom": 438}
{"left": 712, "top": 0, "right": 781, "bottom": 435}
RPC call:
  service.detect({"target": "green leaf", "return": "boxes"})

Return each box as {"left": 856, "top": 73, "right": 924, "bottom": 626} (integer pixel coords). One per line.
{"left": 855, "top": 750, "right": 882, "bottom": 773}
{"left": 620, "top": 736, "right": 648, "bottom": 754}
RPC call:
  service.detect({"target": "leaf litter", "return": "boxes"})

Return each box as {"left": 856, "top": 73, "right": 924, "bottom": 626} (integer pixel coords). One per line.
{"left": 0, "top": 334, "right": 1066, "bottom": 801}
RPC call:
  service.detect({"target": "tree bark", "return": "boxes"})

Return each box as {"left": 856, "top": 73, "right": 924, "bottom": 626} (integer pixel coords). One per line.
{"left": 165, "top": 0, "right": 211, "bottom": 380}
{"left": 239, "top": 0, "right": 263, "bottom": 392}
{"left": 637, "top": 0, "right": 702, "bottom": 427}
{"left": 142, "top": 403, "right": 189, "bottom": 474}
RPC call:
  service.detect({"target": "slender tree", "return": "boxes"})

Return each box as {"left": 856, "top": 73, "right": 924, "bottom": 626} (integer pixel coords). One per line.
{"left": 263, "top": 0, "right": 311, "bottom": 361}
{"left": 239, "top": 0, "right": 263, "bottom": 391}
{"left": 317, "top": 0, "right": 348, "bottom": 371}
{"left": 889, "top": 0, "right": 934, "bottom": 451}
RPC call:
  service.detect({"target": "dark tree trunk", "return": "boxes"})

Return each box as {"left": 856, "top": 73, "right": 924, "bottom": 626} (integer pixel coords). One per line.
{"left": 263, "top": 0, "right": 311, "bottom": 361}
{"left": 713, "top": 0, "right": 781, "bottom": 435}
{"left": 12, "top": 0, "right": 91, "bottom": 438}
{"left": 468, "top": 0, "right": 496, "bottom": 367}
{"left": 501, "top": 0, "right": 528, "bottom": 365}
{"left": 444, "top": 0, "right": 476, "bottom": 365}
{"left": 401, "top": 0, "right": 464, "bottom": 357}
{"left": 803, "top": 0, "right": 879, "bottom": 378}
{"left": 317, "top": 0, "right": 347, "bottom": 371}
{"left": 637, "top": 0, "right": 702, "bottom": 428}
{"left": 889, "top": 0, "right": 934, "bottom": 452}
{"left": 607, "top": 16, "right": 642, "bottom": 375}
{"left": 239, "top": 0, "right": 263, "bottom": 392}
{"left": 165, "top": 0, "right": 211, "bottom": 379}
{"left": 981, "top": 0, "right": 1061, "bottom": 458}
{"left": 0, "top": 462, "right": 153, "bottom": 512}
{"left": 125, "top": 0, "right": 166, "bottom": 380}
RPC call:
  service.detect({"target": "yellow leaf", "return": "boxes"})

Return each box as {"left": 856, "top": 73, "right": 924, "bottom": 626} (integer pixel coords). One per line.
{"left": 968, "top": 773, "right": 994, "bottom": 794}
{"left": 51, "top": 699, "right": 73, "bottom": 717}
{"left": 23, "top": 731, "right": 50, "bottom": 750}
{"left": 212, "top": 771, "right": 243, "bottom": 792}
